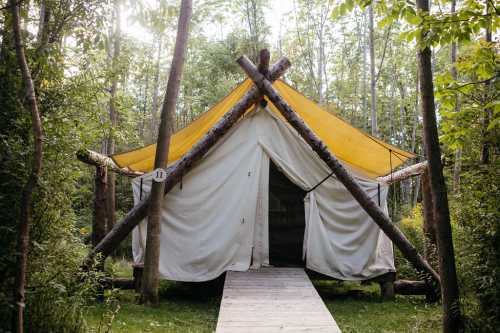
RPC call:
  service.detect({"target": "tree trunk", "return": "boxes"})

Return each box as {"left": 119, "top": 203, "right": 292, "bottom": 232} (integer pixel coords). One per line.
{"left": 85, "top": 57, "right": 290, "bottom": 265}
{"left": 368, "top": 5, "right": 377, "bottom": 136}
{"left": 92, "top": 165, "right": 107, "bottom": 247}
{"left": 410, "top": 67, "right": 419, "bottom": 154}
{"left": 416, "top": 0, "right": 461, "bottom": 330}
{"left": 92, "top": 142, "right": 108, "bottom": 249}
{"left": 107, "top": 0, "right": 121, "bottom": 233}
{"left": 412, "top": 174, "right": 421, "bottom": 207}
{"left": 36, "top": 0, "right": 50, "bottom": 52}
{"left": 411, "top": 68, "right": 420, "bottom": 208}
{"left": 450, "top": 0, "right": 462, "bottom": 193}
{"left": 481, "top": 0, "right": 492, "bottom": 165}
{"left": 243, "top": 0, "right": 261, "bottom": 64}
{"left": 141, "top": 0, "right": 192, "bottom": 306}
{"left": 10, "top": 0, "right": 44, "bottom": 331}
{"left": 238, "top": 55, "right": 440, "bottom": 289}
{"left": 452, "top": 149, "right": 461, "bottom": 192}
{"left": 361, "top": 10, "right": 368, "bottom": 130}
{"left": 421, "top": 171, "right": 437, "bottom": 266}
{"left": 150, "top": 38, "right": 162, "bottom": 143}
{"left": 140, "top": 68, "right": 150, "bottom": 141}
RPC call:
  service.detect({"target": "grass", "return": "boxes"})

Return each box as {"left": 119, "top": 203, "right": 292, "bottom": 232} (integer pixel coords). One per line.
{"left": 85, "top": 279, "right": 222, "bottom": 333}
{"left": 314, "top": 280, "right": 441, "bottom": 333}
{"left": 85, "top": 262, "right": 442, "bottom": 333}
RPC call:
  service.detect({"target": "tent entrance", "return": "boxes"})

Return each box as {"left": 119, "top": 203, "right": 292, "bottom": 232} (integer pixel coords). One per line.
{"left": 268, "top": 161, "right": 307, "bottom": 267}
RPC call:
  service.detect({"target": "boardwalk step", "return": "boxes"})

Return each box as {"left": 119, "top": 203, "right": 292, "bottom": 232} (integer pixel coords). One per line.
{"left": 216, "top": 267, "right": 341, "bottom": 333}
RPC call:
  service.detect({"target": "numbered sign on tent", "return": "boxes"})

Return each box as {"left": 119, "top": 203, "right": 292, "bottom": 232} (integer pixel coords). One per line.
{"left": 152, "top": 168, "right": 167, "bottom": 182}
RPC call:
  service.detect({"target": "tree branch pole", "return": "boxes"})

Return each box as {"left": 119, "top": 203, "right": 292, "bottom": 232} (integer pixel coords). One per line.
{"left": 10, "top": 0, "right": 44, "bottom": 331}
{"left": 77, "top": 149, "right": 143, "bottom": 177}
{"left": 394, "top": 279, "right": 433, "bottom": 295}
{"left": 84, "top": 56, "right": 291, "bottom": 265}
{"left": 376, "top": 160, "right": 428, "bottom": 184}
{"left": 237, "top": 55, "right": 441, "bottom": 289}
{"left": 257, "top": 49, "right": 270, "bottom": 106}
{"left": 140, "top": 0, "right": 192, "bottom": 306}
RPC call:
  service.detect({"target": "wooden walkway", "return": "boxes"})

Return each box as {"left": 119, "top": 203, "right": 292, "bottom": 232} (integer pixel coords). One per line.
{"left": 216, "top": 267, "right": 341, "bottom": 333}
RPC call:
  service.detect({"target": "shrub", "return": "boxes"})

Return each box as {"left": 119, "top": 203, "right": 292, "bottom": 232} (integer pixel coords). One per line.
{"left": 394, "top": 204, "right": 428, "bottom": 280}
{"left": 452, "top": 162, "right": 500, "bottom": 332}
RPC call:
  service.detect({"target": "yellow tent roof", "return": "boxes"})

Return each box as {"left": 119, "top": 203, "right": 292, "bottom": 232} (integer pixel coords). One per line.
{"left": 111, "top": 79, "right": 414, "bottom": 179}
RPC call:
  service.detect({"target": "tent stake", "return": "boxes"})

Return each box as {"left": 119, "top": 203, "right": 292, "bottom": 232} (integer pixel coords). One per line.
{"left": 237, "top": 55, "right": 441, "bottom": 290}
{"left": 84, "top": 56, "right": 291, "bottom": 265}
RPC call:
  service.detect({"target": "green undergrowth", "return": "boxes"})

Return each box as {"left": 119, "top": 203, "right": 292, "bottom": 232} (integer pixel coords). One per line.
{"left": 85, "top": 261, "right": 441, "bottom": 333}
{"left": 313, "top": 279, "right": 441, "bottom": 333}
{"left": 85, "top": 278, "right": 222, "bottom": 333}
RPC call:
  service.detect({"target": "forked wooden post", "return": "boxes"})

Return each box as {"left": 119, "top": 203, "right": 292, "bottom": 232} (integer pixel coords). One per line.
{"left": 237, "top": 55, "right": 441, "bottom": 290}
{"left": 376, "top": 160, "right": 428, "bottom": 184}
{"left": 77, "top": 149, "right": 143, "bottom": 177}
{"left": 84, "top": 55, "right": 291, "bottom": 265}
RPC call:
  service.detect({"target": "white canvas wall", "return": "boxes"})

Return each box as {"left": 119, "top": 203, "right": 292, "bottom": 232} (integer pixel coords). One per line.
{"left": 132, "top": 108, "right": 395, "bottom": 282}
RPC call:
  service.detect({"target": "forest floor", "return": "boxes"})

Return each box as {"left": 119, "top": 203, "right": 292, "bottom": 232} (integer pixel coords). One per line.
{"left": 84, "top": 260, "right": 441, "bottom": 333}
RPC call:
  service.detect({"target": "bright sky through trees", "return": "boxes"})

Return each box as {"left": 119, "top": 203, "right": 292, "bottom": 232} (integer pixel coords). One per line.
{"left": 122, "top": 0, "right": 295, "bottom": 46}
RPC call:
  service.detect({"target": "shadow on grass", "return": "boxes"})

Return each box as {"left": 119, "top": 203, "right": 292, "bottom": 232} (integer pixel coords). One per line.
{"left": 158, "top": 273, "right": 225, "bottom": 303}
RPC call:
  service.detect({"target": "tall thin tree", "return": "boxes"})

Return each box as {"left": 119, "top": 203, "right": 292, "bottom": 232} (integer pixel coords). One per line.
{"left": 368, "top": 4, "right": 377, "bottom": 136}
{"left": 150, "top": 38, "right": 162, "bottom": 143}
{"left": 416, "top": 0, "right": 461, "bottom": 330}
{"left": 451, "top": 0, "right": 462, "bottom": 192}
{"left": 10, "top": 0, "right": 44, "bottom": 331}
{"left": 480, "top": 0, "right": 492, "bottom": 164}
{"left": 107, "top": 0, "right": 121, "bottom": 233}
{"left": 141, "top": 0, "right": 192, "bottom": 306}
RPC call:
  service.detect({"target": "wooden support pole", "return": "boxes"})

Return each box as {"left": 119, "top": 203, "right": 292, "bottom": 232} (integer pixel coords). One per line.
{"left": 77, "top": 149, "right": 143, "bottom": 177}
{"left": 141, "top": 0, "right": 192, "bottom": 306}
{"left": 133, "top": 263, "right": 144, "bottom": 293}
{"left": 380, "top": 281, "right": 395, "bottom": 300}
{"left": 367, "top": 272, "right": 396, "bottom": 300}
{"left": 84, "top": 56, "right": 291, "bottom": 264}
{"left": 376, "top": 160, "right": 428, "bottom": 185}
{"left": 102, "top": 278, "right": 135, "bottom": 290}
{"left": 257, "top": 49, "right": 270, "bottom": 78}
{"left": 92, "top": 165, "right": 108, "bottom": 248}
{"left": 237, "top": 55, "right": 441, "bottom": 290}
{"left": 257, "top": 49, "right": 270, "bottom": 107}
{"left": 394, "top": 279, "right": 433, "bottom": 295}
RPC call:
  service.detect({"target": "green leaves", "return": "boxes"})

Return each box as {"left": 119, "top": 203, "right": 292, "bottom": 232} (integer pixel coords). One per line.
{"left": 332, "top": 0, "right": 357, "bottom": 19}
{"left": 331, "top": 0, "right": 499, "bottom": 49}
{"left": 403, "top": 6, "right": 421, "bottom": 25}
{"left": 436, "top": 40, "right": 499, "bottom": 152}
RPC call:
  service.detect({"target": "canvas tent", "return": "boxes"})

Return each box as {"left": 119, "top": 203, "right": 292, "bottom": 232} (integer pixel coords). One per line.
{"left": 111, "top": 79, "right": 415, "bottom": 282}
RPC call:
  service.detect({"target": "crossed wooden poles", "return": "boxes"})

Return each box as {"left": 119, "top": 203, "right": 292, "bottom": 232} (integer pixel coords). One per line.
{"left": 85, "top": 51, "right": 440, "bottom": 293}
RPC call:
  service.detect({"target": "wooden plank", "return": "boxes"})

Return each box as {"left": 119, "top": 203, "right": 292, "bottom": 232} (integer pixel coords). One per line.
{"left": 216, "top": 267, "right": 341, "bottom": 333}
